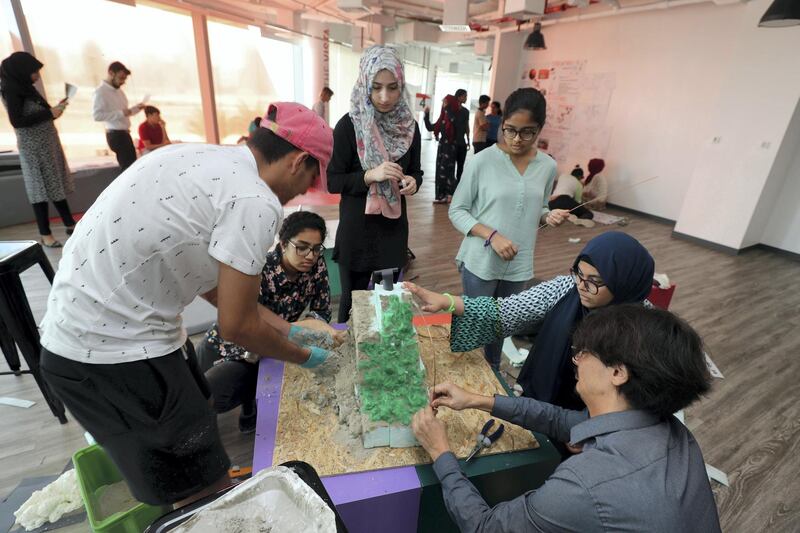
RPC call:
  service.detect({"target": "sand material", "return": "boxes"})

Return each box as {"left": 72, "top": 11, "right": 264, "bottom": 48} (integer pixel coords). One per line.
{"left": 172, "top": 466, "right": 335, "bottom": 533}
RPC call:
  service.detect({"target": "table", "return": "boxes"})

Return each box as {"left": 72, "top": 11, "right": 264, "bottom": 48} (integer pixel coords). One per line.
{"left": 0, "top": 241, "right": 67, "bottom": 423}
{"left": 252, "top": 316, "right": 561, "bottom": 532}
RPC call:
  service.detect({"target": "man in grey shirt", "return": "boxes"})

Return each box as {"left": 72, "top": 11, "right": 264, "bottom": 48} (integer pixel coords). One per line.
{"left": 412, "top": 304, "right": 721, "bottom": 532}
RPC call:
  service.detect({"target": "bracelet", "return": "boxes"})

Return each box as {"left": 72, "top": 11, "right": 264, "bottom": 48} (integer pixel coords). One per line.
{"left": 442, "top": 292, "right": 456, "bottom": 313}
{"left": 484, "top": 230, "right": 498, "bottom": 248}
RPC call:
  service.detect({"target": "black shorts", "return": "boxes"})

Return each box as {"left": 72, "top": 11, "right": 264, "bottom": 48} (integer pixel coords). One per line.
{"left": 40, "top": 342, "right": 230, "bottom": 505}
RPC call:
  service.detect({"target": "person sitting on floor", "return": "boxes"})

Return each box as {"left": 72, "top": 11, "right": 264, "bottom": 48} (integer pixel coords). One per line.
{"left": 405, "top": 231, "right": 655, "bottom": 412}
{"left": 549, "top": 164, "right": 595, "bottom": 226}
{"left": 582, "top": 157, "right": 608, "bottom": 210}
{"left": 411, "top": 303, "right": 721, "bottom": 533}
{"left": 137, "top": 105, "right": 170, "bottom": 155}
{"left": 196, "top": 210, "right": 335, "bottom": 433}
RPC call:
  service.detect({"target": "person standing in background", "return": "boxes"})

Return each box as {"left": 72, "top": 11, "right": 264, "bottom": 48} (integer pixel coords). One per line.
{"left": 582, "top": 158, "right": 608, "bottom": 210}
{"left": 327, "top": 45, "right": 422, "bottom": 323}
{"left": 486, "top": 100, "right": 502, "bottom": 148}
{"left": 448, "top": 88, "right": 568, "bottom": 369}
{"left": 453, "top": 88, "right": 470, "bottom": 186}
{"left": 472, "top": 95, "right": 490, "bottom": 154}
{"left": 423, "top": 96, "right": 460, "bottom": 204}
{"left": 312, "top": 87, "right": 334, "bottom": 122}
{"left": 0, "top": 52, "right": 75, "bottom": 248}
{"left": 92, "top": 61, "right": 143, "bottom": 171}
{"left": 137, "top": 105, "right": 171, "bottom": 155}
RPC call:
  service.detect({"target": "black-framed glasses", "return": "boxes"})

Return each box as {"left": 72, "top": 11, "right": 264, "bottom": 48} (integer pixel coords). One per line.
{"left": 502, "top": 126, "right": 539, "bottom": 141}
{"left": 288, "top": 240, "right": 325, "bottom": 257}
{"left": 570, "top": 267, "right": 606, "bottom": 295}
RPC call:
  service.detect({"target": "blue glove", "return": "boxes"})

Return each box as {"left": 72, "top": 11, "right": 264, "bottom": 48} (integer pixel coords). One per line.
{"left": 300, "top": 346, "right": 329, "bottom": 368}
{"left": 288, "top": 325, "right": 333, "bottom": 350}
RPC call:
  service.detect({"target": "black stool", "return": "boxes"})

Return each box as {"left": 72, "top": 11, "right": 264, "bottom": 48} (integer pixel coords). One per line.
{"left": 0, "top": 240, "right": 67, "bottom": 423}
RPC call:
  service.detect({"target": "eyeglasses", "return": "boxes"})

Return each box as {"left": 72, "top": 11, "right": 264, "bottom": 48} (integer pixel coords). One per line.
{"left": 570, "top": 268, "right": 606, "bottom": 295}
{"left": 502, "top": 126, "right": 539, "bottom": 141}
{"left": 288, "top": 240, "right": 325, "bottom": 257}
{"left": 571, "top": 345, "right": 592, "bottom": 365}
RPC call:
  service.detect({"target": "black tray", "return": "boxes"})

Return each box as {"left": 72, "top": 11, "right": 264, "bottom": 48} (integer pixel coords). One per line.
{"left": 145, "top": 461, "right": 348, "bottom": 532}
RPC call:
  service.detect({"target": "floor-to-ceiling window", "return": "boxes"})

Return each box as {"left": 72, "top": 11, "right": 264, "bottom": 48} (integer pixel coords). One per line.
{"left": 21, "top": 0, "right": 204, "bottom": 163}
{"left": 0, "top": 9, "right": 19, "bottom": 152}
{"left": 208, "top": 21, "right": 297, "bottom": 144}
{"left": 327, "top": 42, "right": 360, "bottom": 126}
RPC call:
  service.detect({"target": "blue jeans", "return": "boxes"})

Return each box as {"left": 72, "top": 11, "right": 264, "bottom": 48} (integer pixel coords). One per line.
{"left": 460, "top": 266, "right": 526, "bottom": 370}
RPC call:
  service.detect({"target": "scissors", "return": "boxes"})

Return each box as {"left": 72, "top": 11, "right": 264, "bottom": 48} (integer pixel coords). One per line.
{"left": 466, "top": 419, "right": 505, "bottom": 462}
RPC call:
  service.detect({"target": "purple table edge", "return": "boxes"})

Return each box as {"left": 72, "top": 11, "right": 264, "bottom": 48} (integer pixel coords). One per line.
{"left": 253, "top": 340, "right": 422, "bottom": 533}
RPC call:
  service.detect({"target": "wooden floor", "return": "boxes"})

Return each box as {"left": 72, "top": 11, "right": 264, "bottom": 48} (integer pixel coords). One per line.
{"left": 1, "top": 139, "right": 799, "bottom": 531}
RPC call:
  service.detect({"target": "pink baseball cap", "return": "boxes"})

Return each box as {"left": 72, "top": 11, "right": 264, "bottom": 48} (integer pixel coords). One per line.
{"left": 260, "top": 102, "right": 333, "bottom": 190}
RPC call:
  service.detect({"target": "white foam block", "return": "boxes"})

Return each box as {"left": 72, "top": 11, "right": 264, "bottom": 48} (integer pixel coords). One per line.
{"left": 0, "top": 397, "right": 35, "bottom": 408}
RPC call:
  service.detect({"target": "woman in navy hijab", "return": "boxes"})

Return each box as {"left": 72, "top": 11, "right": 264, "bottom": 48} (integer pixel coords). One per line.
{"left": 406, "top": 231, "right": 655, "bottom": 410}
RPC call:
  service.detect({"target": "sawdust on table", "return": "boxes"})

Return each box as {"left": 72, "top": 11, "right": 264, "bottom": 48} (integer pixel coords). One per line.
{"left": 273, "top": 324, "right": 539, "bottom": 477}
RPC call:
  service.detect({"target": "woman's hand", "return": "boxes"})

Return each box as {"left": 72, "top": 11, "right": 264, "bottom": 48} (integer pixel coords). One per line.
{"left": 51, "top": 105, "right": 65, "bottom": 119}
{"left": 404, "top": 282, "right": 452, "bottom": 313}
{"left": 365, "top": 161, "right": 404, "bottom": 185}
{"left": 490, "top": 233, "right": 518, "bottom": 261}
{"left": 430, "top": 382, "right": 475, "bottom": 411}
{"left": 411, "top": 404, "right": 450, "bottom": 461}
{"left": 399, "top": 175, "right": 417, "bottom": 195}
{"left": 545, "top": 209, "right": 570, "bottom": 227}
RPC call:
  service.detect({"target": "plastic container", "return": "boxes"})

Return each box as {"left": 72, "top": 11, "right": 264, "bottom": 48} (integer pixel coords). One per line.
{"left": 145, "top": 461, "right": 348, "bottom": 532}
{"left": 73, "top": 444, "right": 171, "bottom": 533}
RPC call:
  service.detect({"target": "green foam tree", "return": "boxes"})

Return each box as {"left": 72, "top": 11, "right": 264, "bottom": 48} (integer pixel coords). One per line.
{"left": 358, "top": 295, "right": 429, "bottom": 425}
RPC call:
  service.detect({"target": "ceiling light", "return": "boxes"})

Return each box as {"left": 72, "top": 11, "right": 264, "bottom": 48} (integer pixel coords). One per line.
{"left": 524, "top": 22, "right": 546, "bottom": 49}
{"left": 439, "top": 24, "right": 472, "bottom": 32}
{"left": 758, "top": 0, "right": 800, "bottom": 27}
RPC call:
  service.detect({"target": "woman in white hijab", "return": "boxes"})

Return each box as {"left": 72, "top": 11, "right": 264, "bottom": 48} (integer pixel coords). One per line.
{"left": 328, "top": 45, "right": 423, "bottom": 323}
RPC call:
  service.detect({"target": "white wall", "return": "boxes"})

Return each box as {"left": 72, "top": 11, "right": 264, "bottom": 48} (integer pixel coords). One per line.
{"left": 502, "top": 0, "right": 800, "bottom": 254}
{"left": 672, "top": 0, "right": 800, "bottom": 250}
{"left": 760, "top": 130, "right": 800, "bottom": 254}
{"left": 742, "top": 99, "right": 800, "bottom": 250}
{"left": 515, "top": 1, "right": 745, "bottom": 221}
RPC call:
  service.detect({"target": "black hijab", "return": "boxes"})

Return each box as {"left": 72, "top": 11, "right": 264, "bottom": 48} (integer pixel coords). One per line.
{"left": 0, "top": 52, "right": 47, "bottom": 105}
{"left": 517, "top": 231, "right": 655, "bottom": 409}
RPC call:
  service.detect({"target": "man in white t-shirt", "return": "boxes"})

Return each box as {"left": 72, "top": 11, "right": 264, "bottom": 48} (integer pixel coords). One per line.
{"left": 39, "top": 102, "right": 333, "bottom": 507}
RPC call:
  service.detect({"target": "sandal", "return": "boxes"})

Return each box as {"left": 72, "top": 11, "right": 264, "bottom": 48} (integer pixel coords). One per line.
{"left": 40, "top": 238, "right": 63, "bottom": 248}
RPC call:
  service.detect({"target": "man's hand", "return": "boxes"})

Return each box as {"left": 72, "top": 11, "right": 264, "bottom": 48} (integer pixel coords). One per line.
{"left": 412, "top": 404, "right": 450, "bottom": 461}
{"left": 292, "top": 319, "right": 346, "bottom": 348}
{"left": 490, "top": 233, "right": 518, "bottom": 261}
{"left": 545, "top": 209, "right": 570, "bottom": 227}
{"left": 300, "top": 346, "right": 330, "bottom": 368}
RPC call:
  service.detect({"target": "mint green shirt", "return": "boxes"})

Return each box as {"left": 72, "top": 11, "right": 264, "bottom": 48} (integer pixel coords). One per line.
{"left": 449, "top": 145, "right": 556, "bottom": 282}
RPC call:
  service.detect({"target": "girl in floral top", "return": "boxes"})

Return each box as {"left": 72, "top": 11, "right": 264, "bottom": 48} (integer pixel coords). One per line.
{"left": 197, "top": 211, "right": 332, "bottom": 432}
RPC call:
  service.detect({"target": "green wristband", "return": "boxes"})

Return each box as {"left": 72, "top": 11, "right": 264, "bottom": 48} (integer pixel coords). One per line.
{"left": 443, "top": 292, "right": 456, "bottom": 313}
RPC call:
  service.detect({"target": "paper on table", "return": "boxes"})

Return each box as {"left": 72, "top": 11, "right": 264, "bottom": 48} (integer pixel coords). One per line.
{"left": 65, "top": 83, "right": 77, "bottom": 101}
{"left": 0, "top": 396, "right": 36, "bottom": 408}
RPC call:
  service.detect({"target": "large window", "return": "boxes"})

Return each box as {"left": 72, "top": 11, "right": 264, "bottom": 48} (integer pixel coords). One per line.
{"left": 432, "top": 68, "right": 490, "bottom": 128}
{"left": 21, "top": 0, "right": 204, "bottom": 163}
{"left": 208, "top": 21, "right": 297, "bottom": 144}
{"left": 327, "top": 42, "right": 360, "bottom": 126}
{"left": 0, "top": 8, "right": 17, "bottom": 152}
